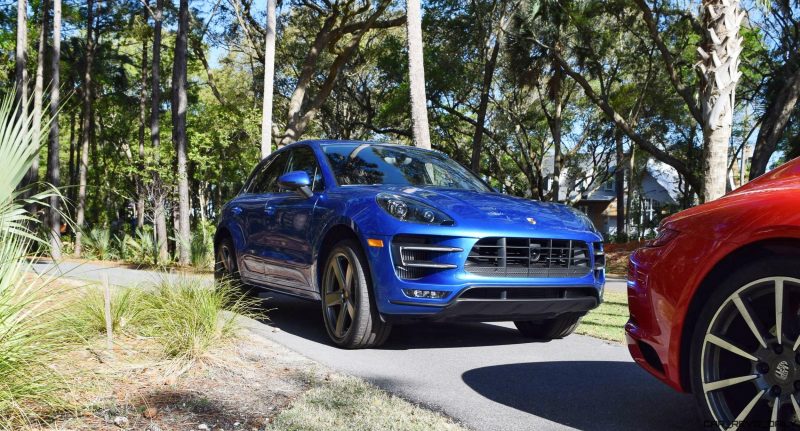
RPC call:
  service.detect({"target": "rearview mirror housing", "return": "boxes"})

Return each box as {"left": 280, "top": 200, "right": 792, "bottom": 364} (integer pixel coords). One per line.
{"left": 278, "top": 171, "right": 313, "bottom": 198}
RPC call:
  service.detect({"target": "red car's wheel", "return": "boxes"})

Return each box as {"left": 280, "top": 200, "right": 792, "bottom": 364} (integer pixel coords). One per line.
{"left": 691, "top": 258, "right": 800, "bottom": 430}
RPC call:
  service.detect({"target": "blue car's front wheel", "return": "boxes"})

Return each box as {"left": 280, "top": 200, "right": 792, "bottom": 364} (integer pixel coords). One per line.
{"left": 321, "top": 239, "right": 391, "bottom": 348}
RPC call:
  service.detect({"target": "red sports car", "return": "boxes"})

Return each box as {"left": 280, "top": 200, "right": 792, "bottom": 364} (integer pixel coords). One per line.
{"left": 627, "top": 157, "right": 800, "bottom": 430}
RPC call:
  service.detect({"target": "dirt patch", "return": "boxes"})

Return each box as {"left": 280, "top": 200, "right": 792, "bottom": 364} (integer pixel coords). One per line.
{"left": 34, "top": 330, "right": 323, "bottom": 431}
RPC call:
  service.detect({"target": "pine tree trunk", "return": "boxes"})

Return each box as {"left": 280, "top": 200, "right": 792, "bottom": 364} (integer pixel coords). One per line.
{"left": 172, "top": 0, "right": 191, "bottom": 265}
{"left": 699, "top": 0, "right": 743, "bottom": 202}
{"left": 137, "top": 5, "right": 148, "bottom": 230}
{"left": 47, "top": 0, "right": 62, "bottom": 259}
{"left": 29, "top": 0, "right": 49, "bottom": 201}
{"left": 550, "top": 65, "right": 563, "bottom": 203}
{"left": 15, "top": 0, "right": 27, "bottom": 121}
{"left": 150, "top": 0, "right": 169, "bottom": 262}
{"left": 74, "top": 0, "right": 94, "bottom": 257}
{"left": 260, "top": 0, "right": 276, "bottom": 160}
{"left": 406, "top": 0, "right": 431, "bottom": 149}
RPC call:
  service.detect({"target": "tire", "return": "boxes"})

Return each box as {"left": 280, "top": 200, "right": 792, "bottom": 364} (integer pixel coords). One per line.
{"left": 514, "top": 314, "right": 581, "bottom": 340}
{"left": 689, "top": 256, "right": 800, "bottom": 431}
{"left": 320, "top": 239, "right": 391, "bottom": 349}
{"left": 214, "top": 236, "right": 256, "bottom": 297}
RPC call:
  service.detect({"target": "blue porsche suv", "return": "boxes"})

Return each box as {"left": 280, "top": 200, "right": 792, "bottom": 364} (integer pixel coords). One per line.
{"left": 214, "top": 140, "right": 605, "bottom": 348}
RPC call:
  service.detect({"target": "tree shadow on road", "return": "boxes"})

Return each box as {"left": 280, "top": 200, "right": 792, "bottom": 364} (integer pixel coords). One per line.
{"left": 462, "top": 361, "right": 699, "bottom": 431}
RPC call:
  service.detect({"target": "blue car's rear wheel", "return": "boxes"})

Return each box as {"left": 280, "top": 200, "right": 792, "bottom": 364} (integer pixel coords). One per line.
{"left": 214, "top": 236, "right": 255, "bottom": 297}
{"left": 321, "top": 239, "right": 391, "bottom": 348}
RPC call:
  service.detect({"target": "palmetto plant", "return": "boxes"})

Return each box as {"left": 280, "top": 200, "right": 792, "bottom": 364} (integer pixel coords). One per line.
{"left": 0, "top": 93, "right": 63, "bottom": 427}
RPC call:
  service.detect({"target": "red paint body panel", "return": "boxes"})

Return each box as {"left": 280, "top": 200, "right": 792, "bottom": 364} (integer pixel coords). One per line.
{"left": 625, "top": 157, "right": 800, "bottom": 392}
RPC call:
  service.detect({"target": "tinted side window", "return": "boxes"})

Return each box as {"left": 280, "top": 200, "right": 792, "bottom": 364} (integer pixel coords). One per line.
{"left": 250, "top": 151, "right": 289, "bottom": 194}
{"left": 286, "top": 146, "right": 324, "bottom": 192}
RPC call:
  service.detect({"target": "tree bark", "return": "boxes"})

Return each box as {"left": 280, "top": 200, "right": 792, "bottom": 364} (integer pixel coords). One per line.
{"left": 15, "top": 0, "right": 28, "bottom": 121}
{"left": 615, "top": 130, "right": 626, "bottom": 240}
{"left": 29, "top": 0, "right": 49, "bottom": 200}
{"left": 150, "top": 0, "right": 168, "bottom": 262}
{"left": 47, "top": 0, "right": 62, "bottom": 259}
{"left": 172, "top": 0, "right": 191, "bottom": 265}
{"left": 471, "top": 35, "right": 500, "bottom": 173}
{"left": 136, "top": 3, "right": 148, "bottom": 230}
{"left": 74, "top": 0, "right": 94, "bottom": 257}
{"left": 260, "top": 0, "right": 276, "bottom": 159}
{"left": 749, "top": 65, "right": 800, "bottom": 180}
{"left": 548, "top": 64, "right": 563, "bottom": 203}
{"left": 698, "top": 0, "right": 743, "bottom": 202}
{"left": 406, "top": 0, "right": 431, "bottom": 149}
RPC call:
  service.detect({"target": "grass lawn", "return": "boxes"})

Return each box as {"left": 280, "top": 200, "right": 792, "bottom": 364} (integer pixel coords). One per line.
{"left": 575, "top": 290, "right": 629, "bottom": 344}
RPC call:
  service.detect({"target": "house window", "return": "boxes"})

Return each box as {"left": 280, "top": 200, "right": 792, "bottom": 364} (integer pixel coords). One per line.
{"left": 577, "top": 205, "right": 589, "bottom": 215}
{"left": 604, "top": 180, "right": 615, "bottom": 192}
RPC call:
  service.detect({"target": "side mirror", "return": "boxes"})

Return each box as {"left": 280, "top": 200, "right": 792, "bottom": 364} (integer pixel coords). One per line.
{"left": 278, "top": 171, "right": 313, "bottom": 198}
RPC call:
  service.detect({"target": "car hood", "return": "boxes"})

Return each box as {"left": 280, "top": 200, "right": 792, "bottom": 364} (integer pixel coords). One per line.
{"left": 360, "top": 185, "right": 599, "bottom": 235}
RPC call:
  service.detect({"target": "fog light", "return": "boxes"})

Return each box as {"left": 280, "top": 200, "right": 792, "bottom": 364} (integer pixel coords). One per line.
{"left": 402, "top": 289, "right": 448, "bottom": 299}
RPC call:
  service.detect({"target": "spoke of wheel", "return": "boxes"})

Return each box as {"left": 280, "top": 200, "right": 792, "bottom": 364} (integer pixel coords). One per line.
{"left": 706, "top": 334, "right": 758, "bottom": 362}
{"left": 325, "top": 291, "right": 342, "bottom": 307}
{"left": 335, "top": 306, "right": 347, "bottom": 337}
{"left": 792, "top": 394, "right": 800, "bottom": 423}
{"left": 732, "top": 295, "right": 769, "bottom": 349}
{"left": 331, "top": 256, "right": 346, "bottom": 289}
{"left": 344, "top": 264, "right": 353, "bottom": 293}
{"left": 346, "top": 300, "right": 355, "bottom": 319}
{"left": 726, "top": 389, "right": 765, "bottom": 431}
{"left": 794, "top": 335, "right": 800, "bottom": 352}
{"left": 775, "top": 278, "right": 784, "bottom": 344}
{"left": 704, "top": 375, "right": 758, "bottom": 393}
{"left": 770, "top": 398, "right": 779, "bottom": 431}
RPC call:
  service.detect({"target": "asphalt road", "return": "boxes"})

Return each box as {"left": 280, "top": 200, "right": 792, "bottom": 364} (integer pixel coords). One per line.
{"left": 33, "top": 261, "right": 697, "bottom": 431}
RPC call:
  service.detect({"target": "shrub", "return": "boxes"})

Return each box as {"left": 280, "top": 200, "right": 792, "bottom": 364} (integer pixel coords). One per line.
{"left": 0, "top": 93, "right": 65, "bottom": 427}
{"left": 81, "top": 226, "right": 115, "bottom": 260}
{"left": 138, "top": 279, "right": 261, "bottom": 364}
{"left": 61, "top": 287, "right": 144, "bottom": 341}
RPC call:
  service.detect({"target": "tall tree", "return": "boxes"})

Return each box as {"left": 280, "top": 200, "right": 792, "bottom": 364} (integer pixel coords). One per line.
{"left": 698, "top": 0, "right": 743, "bottom": 201}
{"left": 150, "top": 0, "right": 169, "bottom": 262}
{"left": 136, "top": 2, "right": 149, "bottom": 229}
{"left": 260, "top": 0, "right": 276, "bottom": 159}
{"left": 29, "top": 0, "right": 49, "bottom": 197}
{"left": 47, "top": 0, "right": 62, "bottom": 258}
{"left": 406, "top": 0, "right": 431, "bottom": 149}
{"left": 15, "top": 0, "right": 28, "bottom": 118}
{"left": 74, "top": 0, "right": 95, "bottom": 257}
{"left": 172, "top": 0, "right": 191, "bottom": 265}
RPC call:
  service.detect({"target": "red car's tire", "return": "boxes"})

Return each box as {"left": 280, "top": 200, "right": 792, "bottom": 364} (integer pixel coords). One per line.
{"left": 689, "top": 256, "right": 800, "bottom": 430}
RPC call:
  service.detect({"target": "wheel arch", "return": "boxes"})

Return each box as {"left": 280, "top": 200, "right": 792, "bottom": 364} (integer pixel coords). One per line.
{"left": 315, "top": 222, "right": 368, "bottom": 294}
{"left": 679, "top": 237, "right": 800, "bottom": 391}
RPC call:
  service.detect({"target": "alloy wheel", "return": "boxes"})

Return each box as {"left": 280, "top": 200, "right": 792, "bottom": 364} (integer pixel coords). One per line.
{"left": 701, "top": 276, "right": 800, "bottom": 430}
{"left": 218, "top": 243, "right": 235, "bottom": 274}
{"left": 323, "top": 251, "right": 357, "bottom": 339}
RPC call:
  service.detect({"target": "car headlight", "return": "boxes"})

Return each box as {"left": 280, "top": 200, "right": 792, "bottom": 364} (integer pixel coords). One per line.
{"left": 376, "top": 193, "right": 454, "bottom": 225}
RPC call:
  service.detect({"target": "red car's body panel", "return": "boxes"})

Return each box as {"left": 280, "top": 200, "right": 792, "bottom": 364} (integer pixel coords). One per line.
{"left": 625, "top": 157, "right": 800, "bottom": 392}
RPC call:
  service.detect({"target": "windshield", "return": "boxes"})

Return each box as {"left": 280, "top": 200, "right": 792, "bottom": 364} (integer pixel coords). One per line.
{"left": 322, "top": 144, "right": 491, "bottom": 192}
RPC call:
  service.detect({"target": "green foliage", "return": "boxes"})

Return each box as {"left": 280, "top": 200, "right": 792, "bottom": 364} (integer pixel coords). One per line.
{"left": 0, "top": 93, "right": 64, "bottom": 428}
{"left": 137, "top": 279, "right": 261, "bottom": 363}
{"left": 61, "top": 287, "right": 144, "bottom": 340}
{"left": 123, "top": 227, "right": 162, "bottom": 266}
{"left": 190, "top": 221, "right": 215, "bottom": 270}
{"left": 81, "top": 227, "right": 115, "bottom": 260}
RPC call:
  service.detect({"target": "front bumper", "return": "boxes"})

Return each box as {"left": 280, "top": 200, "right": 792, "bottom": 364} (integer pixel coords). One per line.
{"left": 362, "top": 232, "right": 605, "bottom": 322}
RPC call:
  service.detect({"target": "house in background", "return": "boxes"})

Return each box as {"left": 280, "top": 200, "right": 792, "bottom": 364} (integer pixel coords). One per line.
{"left": 542, "top": 155, "right": 682, "bottom": 238}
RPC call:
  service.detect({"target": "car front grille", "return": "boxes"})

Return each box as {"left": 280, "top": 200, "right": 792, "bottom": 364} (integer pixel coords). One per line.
{"left": 465, "top": 237, "right": 592, "bottom": 278}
